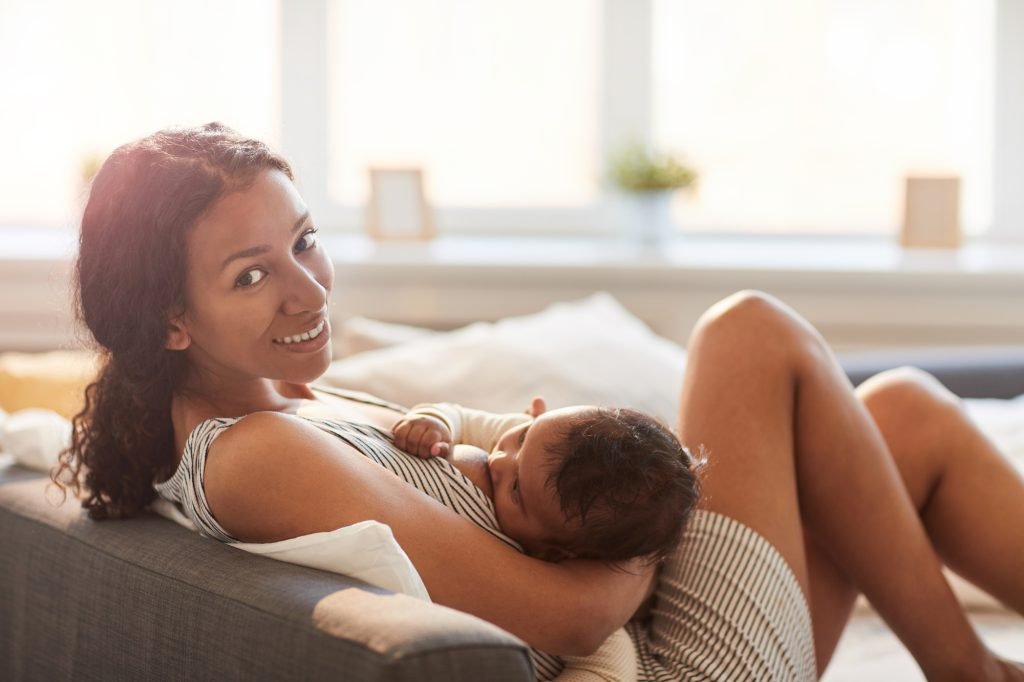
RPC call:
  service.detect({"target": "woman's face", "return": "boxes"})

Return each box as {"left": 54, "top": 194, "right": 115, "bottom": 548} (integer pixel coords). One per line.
{"left": 171, "top": 169, "right": 334, "bottom": 386}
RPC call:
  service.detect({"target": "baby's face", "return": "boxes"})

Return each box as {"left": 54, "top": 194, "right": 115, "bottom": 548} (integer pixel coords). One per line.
{"left": 488, "top": 407, "right": 591, "bottom": 559}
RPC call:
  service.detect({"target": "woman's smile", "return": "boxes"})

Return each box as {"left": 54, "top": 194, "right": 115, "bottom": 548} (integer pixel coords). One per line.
{"left": 272, "top": 318, "right": 331, "bottom": 353}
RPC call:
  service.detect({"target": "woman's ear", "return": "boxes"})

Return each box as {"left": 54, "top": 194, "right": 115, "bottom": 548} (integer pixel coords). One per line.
{"left": 165, "top": 314, "right": 191, "bottom": 351}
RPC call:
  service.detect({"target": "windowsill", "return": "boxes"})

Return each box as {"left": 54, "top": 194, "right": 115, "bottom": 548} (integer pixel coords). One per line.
{"left": 320, "top": 232, "right": 1024, "bottom": 276}
{"left": 4, "top": 225, "right": 1024, "bottom": 277}
{"left": 2, "top": 225, "right": 1024, "bottom": 276}
{"left": 2, "top": 226, "right": 1023, "bottom": 352}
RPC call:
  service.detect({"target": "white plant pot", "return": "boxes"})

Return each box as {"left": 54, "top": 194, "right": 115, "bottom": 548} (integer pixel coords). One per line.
{"left": 619, "top": 191, "right": 676, "bottom": 247}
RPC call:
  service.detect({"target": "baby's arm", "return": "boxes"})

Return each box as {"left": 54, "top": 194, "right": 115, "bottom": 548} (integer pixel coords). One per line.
{"left": 554, "top": 627, "right": 638, "bottom": 682}
{"left": 396, "top": 402, "right": 530, "bottom": 455}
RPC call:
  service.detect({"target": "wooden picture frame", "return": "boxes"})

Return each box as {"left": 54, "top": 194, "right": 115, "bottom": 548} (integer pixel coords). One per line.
{"left": 365, "top": 168, "right": 436, "bottom": 241}
{"left": 900, "top": 176, "right": 961, "bottom": 249}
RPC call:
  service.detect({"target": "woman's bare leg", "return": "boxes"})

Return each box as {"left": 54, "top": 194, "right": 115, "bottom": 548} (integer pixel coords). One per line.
{"left": 810, "top": 367, "right": 1024, "bottom": 672}
{"left": 677, "top": 291, "right": 1014, "bottom": 681}
{"left": 857, "top": 367, "right": 1024, "bottom": 614}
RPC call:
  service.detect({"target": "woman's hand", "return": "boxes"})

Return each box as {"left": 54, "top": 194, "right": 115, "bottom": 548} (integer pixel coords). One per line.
{"left": 392, "top": 414, "right": 453, "bottom": 458}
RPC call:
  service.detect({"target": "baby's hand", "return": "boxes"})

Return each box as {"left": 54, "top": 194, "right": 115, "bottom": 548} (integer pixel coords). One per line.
{"left": 391, "top": 414, "right": 453, "bottom": 459}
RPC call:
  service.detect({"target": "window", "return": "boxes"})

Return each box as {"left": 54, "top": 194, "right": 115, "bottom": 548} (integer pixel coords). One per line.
{"left": 287, "top": 0, "right": 1013, "bottom": 238}
{"left": 326, "top": 0, "right": 600, "bottom": 210}
{"left": 652, "top": 0, "right": 994, "bottom": 236}
{"left": 0, "top": 0, "right": 279, "bottom": 228}
{"left": 4, "top": 0, "right": 1020, "bottom": 240}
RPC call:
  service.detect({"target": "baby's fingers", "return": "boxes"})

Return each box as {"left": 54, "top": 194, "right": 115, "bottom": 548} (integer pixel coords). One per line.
{"left": 412, "top": 426, "right": 447, "bottom": 459}
{"left": 391, "top": 420, "right": 412, "bottom": 452}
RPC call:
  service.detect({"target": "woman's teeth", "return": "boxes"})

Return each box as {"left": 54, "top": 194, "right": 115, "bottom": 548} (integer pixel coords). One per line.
{"left": 274, "top": 319, "right": 326, "bottom": 345}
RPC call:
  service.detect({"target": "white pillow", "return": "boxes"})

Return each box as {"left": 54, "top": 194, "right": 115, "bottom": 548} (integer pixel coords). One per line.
{"left": 0, "top": 408, "right": 71, "bottom": 472}
{"left": 150, "top": 500, "right": 429, "bottom": 601}
{"left": 319, "top": 293, "right": 688, "bottom": 428}
{"left": 333, "top": 316, "right": 438, "bottom": 358}
{"left": 233, "top": 521, "right": 430, "bottom": 600}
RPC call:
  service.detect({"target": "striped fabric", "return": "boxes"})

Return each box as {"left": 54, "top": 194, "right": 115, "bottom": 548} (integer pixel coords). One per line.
{"left": 154, "top": 413, "right": 565, "bottom": 681}
{"left": 156, "top": 405, "right": 816, "bottom": 682}
{"left": 628, "top": 511, "right": 817, "bottom": 682}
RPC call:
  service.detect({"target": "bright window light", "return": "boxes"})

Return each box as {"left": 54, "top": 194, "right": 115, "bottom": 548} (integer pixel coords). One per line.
{"left": 325, "top": 0, "right": 600, "bottom": 208}
{"left": 653, "top": 0, "right": 994, "bottom": 235}
{"left": 0, "top": 0, "right": 279, "bottom": 228}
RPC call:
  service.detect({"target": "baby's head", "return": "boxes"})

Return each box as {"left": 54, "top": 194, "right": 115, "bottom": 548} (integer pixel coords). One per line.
{"left": 487, "top": 404, "right": 702, "bottom": 564}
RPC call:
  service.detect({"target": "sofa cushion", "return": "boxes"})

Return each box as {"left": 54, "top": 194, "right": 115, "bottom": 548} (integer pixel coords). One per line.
{"left": 0, "top": 350, "right": 98, "bottom": 419}
{"left": 0, "top": 467, "right": 533, "bottom": 682}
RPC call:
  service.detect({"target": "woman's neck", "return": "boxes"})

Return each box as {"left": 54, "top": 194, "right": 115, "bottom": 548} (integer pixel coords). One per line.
{"left": 175, "top": 374, "right": 315, "bottom": 420}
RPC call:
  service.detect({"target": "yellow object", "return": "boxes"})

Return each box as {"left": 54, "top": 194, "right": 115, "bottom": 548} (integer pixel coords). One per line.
{"left": 0, "top": 351, "right": 99, "bottom": 419}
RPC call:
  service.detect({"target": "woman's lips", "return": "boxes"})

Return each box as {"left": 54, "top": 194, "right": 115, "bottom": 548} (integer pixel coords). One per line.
{"left": 272, "top": 319, "right": 331, "bottom": 353}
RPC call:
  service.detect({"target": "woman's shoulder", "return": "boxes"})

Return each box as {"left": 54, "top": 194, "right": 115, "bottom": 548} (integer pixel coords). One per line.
{"left": 206, "top": 410, "right": 344, "bottom": 480}
{"left": 201, "top": 411, "right": 372, "bottom": 542}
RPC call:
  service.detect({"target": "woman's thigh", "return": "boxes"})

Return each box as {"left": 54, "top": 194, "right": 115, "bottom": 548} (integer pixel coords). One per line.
{"left": 676, "top": 292, "right": 813, "bottom": 597}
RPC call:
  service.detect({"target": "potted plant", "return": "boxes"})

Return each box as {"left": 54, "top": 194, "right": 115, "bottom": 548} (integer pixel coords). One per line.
{"left": 610, "top": 143, "right": 697, "bottom": 246}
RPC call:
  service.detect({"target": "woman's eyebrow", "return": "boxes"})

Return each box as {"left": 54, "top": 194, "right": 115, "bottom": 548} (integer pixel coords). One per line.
{"left": 219, "top": 211, "right": 311, "bottom": 270}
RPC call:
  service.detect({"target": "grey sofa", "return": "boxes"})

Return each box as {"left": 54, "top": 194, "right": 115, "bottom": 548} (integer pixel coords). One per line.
{"left": 3, "top": 351, "right": 1022, "bottom": 681}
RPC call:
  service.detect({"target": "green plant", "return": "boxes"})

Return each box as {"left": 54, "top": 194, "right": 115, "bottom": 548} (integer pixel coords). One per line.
{"left": 610, "top": 143, "right": 697, "bottom": 192}
{"left": 79, "top": 153, "right": 104, "bottom": 185}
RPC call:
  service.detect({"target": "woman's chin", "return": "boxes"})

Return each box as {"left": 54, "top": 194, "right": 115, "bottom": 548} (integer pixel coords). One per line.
{"left": 268, "top": 348, "right": 333, "bottom": 384}
{"left": 269, "top": 321, "right": 333, "bottom": 381}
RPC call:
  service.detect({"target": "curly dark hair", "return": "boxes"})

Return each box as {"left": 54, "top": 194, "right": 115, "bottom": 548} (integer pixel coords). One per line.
{"left": 50, "top": 123, "right": 292, "bottom": 520}
{"left": 546, "top": 407, "right": 704, "bottom": 565}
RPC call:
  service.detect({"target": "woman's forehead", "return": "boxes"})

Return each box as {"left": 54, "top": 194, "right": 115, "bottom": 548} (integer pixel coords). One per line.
{"left": 188, "top": 170, "right": 307, "bottom": 269}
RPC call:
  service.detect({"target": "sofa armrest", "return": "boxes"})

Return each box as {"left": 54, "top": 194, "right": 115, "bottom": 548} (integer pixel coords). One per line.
{"left": 0, "top": 468, "right": 534, "bottom": 682}
{"left": 840, "top": 346, "right": 1024, "bottom": 399}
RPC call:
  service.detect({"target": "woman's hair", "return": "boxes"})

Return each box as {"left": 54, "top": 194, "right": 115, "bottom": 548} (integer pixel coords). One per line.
{"left": 546, "top": 407, "right": 704, "bottom": 565}
{"left": 51, "top": 123, "right": 292, "bottom": 520}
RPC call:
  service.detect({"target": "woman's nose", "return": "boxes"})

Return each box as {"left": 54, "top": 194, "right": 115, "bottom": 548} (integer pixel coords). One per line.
{"left": 281, "top": 263, "right": 328, "bottom": 315}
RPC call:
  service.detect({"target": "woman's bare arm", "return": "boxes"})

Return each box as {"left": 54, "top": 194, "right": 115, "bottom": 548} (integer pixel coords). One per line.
{"left": 203, "top": 412, "right": 654, "bottom": 655}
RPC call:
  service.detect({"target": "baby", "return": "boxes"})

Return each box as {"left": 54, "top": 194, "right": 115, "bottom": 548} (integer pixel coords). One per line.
{"left": 392, "top": 396, "right": 701, "bottom": 565}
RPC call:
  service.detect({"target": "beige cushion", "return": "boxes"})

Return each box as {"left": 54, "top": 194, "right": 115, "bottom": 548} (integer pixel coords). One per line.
{"left": 0, "top": 351, "right": 98, "bottom": 419}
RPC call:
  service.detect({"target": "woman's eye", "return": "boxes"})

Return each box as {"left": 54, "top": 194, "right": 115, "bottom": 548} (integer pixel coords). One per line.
{"left": 294, "top": 228, "right": 319, "bottom": 253}
{"left": 235, "top": 268, "right": 267, "bottom": 288}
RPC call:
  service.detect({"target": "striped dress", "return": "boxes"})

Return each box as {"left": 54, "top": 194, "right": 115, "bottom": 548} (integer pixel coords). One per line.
{"left": 155, "top": 400, "right": 816, "bottom": 681}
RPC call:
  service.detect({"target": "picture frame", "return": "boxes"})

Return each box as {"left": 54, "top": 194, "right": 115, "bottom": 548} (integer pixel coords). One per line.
{"left": 900, "top": 176, "right": 961, "bottom": 249}
{"left": 365, "top": 167, "right": 436, "bottom": 241}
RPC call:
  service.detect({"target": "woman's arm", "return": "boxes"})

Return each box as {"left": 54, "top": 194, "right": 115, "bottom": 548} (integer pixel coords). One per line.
{"left": 555, "top": 627, "right": 637, "bottom": 682}
{"left": 203, "top": 412, "right": 654, "bottom": 655}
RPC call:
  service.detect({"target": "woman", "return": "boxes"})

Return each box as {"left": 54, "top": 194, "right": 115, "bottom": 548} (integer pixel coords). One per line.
{"left": 54, "top": 123, "right": 1023, "bottom": 681}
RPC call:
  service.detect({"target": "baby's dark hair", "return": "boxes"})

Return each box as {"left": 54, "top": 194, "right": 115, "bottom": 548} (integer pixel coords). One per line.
{"left": 546, "top": 407, "right": 703, "bottom": 565}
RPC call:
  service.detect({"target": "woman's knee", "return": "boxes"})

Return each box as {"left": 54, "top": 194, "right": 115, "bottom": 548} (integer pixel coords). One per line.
{"left": 858, "top": 366, "right": 960, "bottom": 415}
{"left": 857, "top": 367, "right": 962, "bottom": 455}
{"left": 692, "top": 290, "right": 827, "bottom": 359}
{"left": 857, "top": 367, "right": 962, "bottom": 497}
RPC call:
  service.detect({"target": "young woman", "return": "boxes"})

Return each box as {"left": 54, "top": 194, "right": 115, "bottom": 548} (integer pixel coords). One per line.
{"left": 54, "top": 123, "right": 1024, "bottom": 681}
